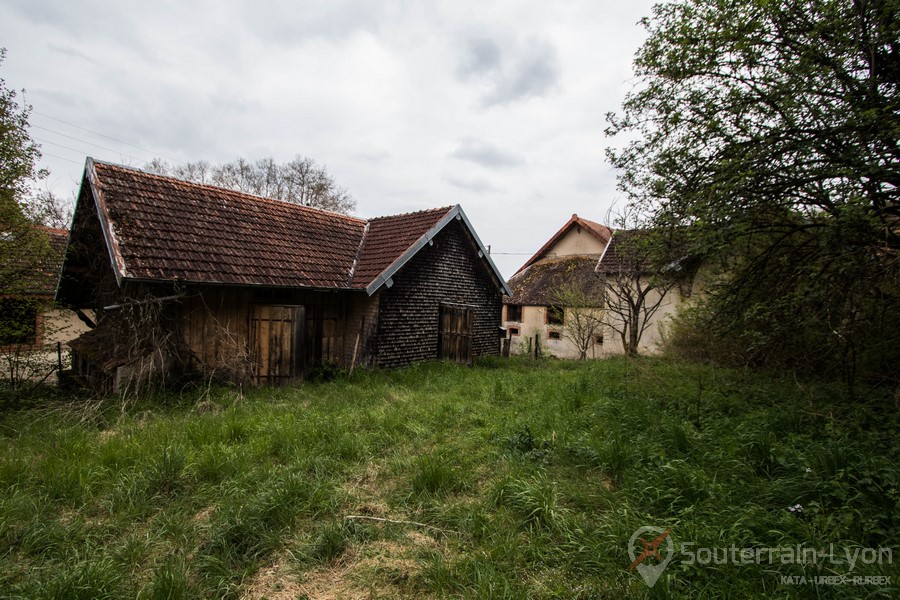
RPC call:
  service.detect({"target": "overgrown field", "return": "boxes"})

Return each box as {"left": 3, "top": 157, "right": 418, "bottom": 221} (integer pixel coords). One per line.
{"left": 0, "top": 358, "right": 897, "bottom": 599}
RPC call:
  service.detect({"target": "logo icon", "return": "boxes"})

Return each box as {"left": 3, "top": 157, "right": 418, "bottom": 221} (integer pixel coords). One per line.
{"left": 627, "top": 526, "right": 674, "bottom": 587}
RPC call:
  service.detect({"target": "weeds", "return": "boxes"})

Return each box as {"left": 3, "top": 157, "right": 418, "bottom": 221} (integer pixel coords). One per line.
{"left": 0, "top": 357, "right": 895, "bottom": 598}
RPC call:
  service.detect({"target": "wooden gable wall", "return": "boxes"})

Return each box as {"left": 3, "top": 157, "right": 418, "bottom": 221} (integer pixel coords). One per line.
{"left": 374, "top": 219, "right": 502, "bottom": 368}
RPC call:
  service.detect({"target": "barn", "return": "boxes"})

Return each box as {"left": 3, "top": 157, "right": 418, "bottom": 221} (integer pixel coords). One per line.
{"left": 58, "top": 158, "right": 509, "bottom": 392}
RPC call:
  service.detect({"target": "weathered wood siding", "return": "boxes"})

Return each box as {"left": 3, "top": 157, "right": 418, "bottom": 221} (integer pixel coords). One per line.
{"left": 342, "top": 292, "right": 380, "bottom": 369}
{"left": 177, "top": 286, "right": 376, "bottom": 380}
{"left": 375, "top": 220, "right": 503, "bottom": 368}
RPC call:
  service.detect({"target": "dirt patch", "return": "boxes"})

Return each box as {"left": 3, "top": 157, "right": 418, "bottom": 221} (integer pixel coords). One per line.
{"left": 242, "top": 531, "right": 442, "bottom": 600}
{"left": 241, "top": 557, "right": 306, "bottom": 600}
{"left": 192, "top": 506, "right": 215, "bottom": 524}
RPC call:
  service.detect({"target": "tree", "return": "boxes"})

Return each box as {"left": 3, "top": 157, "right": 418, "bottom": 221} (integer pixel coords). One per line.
{"left": 0, "top": 47, "right": 54, "bottom": 295}
{"left": 0, "top": 49, "right": 73, "bottom": 394}
{"left": 599, "top": 227, "right": 682, "bottom": 357}
{"left": 607, "top": 0, "right": 900, "bottom": 383}
{"left": 147, "top": 156, "right": 357, "bottom": 214}
{"left": 552, "top": 282, "right": 605, "bottom": 360}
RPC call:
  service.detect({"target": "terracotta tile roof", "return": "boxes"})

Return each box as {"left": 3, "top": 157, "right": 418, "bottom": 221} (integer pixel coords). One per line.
{"left": 596, "top": 229, "right": 653, "bottom": 274}
{"left": 75, "top": 160, "right": 496, "bottom": 295}
{"left": 350, "top": 207, "right": 454, "bottom": 288}
{"left": 506, "top": 256, "right": 604, "bottom": 306}
{"left": 5, "top": 226, "right": 68, "bottom": 297}
{"left": 515, "top": 213, "right": 611, "bottom": 275}
{"left": 92, "top": 161, "right": 367, "bottom": 289}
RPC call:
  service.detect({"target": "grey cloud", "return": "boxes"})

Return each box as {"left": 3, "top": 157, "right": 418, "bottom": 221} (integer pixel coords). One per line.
{"left": 457, "top": 38, "right": 501, "bottom": 78}
{"left": 450, "top": 137, "right": 523, "bottom": 169}
{"left": 457, "top": 35, "right": 561, "bottom": 106}
{"left": 444, "top": 174, "right": 502, "bottom": 194}
{"left": 352, "top": 149, "right": 390, "bottom": 163}
{"left": 47, "top": 44, "right": 98, "bottom": 64}
{"left": 240, "top": 0, "right": 383, "bottom": 45}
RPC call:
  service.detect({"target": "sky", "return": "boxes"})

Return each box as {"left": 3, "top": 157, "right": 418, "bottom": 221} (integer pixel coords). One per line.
{"left": 1, "top": 0, "right": 658, "bottom": 278}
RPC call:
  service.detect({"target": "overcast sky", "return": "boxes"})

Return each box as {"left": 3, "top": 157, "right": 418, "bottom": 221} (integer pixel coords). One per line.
{"left": 1, "top": 0, "right": 657, "bottom": 277}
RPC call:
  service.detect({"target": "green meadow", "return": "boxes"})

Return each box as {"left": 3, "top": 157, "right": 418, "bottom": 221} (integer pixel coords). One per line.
{"left": 0, "top": 357, "right": 896, "bottom": 599}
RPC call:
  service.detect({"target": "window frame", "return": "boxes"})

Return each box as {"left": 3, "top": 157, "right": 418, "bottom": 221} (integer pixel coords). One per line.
{"left": 505, "top": 303, "right": 523, "bottom": 322}
{"left": 546, "top": 305, "right": 564, "bottom": 326}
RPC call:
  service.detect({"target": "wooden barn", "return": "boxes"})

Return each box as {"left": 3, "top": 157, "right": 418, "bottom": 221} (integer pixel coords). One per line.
{"left": 58, "top": 158, "right": 509, "bottom": 392}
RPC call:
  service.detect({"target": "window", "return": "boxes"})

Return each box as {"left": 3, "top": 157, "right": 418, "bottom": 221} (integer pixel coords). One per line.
{"left": 594, "top": 335, "right": 604, "bottom": 346}
{"left": 548, "top": 330, "right": 562, "bottom": 341}
{"left": 547, "top": 305, "right": 564, "bottom": 325}
{"left": 0, "top": 298, "right": 38, "bottom": 346}
{"left": 508, "top": 327, "right": 520, "bottom": 337}
{"left": 506, "top": 304, "right": 522, "bottom": 322}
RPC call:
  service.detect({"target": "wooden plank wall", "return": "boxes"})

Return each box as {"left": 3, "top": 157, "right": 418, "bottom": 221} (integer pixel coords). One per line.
{"left": 178, "top": 287, "right": 255, "bottom": 380}
{"left": 175, "top": 286, "right": 377, "bottom": 382}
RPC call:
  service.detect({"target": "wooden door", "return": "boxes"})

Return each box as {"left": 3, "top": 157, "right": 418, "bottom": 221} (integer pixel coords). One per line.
{"left": 439, "top": 303, "right": 474, "bottom": 364}
{"left": 250, "top": 305, "right": 305, "bottom": 385}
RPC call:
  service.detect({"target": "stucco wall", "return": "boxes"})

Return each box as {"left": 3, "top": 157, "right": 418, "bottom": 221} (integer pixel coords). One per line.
{"left": 541, "top": 226, "right": 606, "bottom": 259}
{"left": 505, "top": 305, "right": 607, "bottom": 359}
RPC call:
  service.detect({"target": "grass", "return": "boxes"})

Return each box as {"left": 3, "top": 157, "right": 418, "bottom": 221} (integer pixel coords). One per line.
{"left": 0, "top": 356, "right": 897, "bottom": 598}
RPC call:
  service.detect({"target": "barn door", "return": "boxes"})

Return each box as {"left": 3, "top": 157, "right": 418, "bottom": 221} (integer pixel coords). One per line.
{"left": 439, "top": 303, "right": 474, "bottom": 364}
{"left": 250, "top": 305, "right": 305, "bottom": 385}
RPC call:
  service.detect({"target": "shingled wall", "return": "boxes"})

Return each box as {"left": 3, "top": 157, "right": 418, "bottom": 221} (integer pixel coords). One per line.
{"left": 375, "top": 219, "right": 502, "bottom": 368}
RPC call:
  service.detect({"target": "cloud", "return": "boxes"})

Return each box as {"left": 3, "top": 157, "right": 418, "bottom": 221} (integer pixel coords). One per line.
{"left": 456, "top": 38, "right": 501, "bottom": 78}
{"left": 443, "top": 174, "right": 503, "bottom": 194}
{"left": 449, "top": 137, "right": 523, "bottom": 169}
{"left": 457, "top": 35, "right": 561, "bottom": 106}
{"left": 47, "top": 44, "right": 98, "bottom": 64}
{"left": 239, "top": 0, "right": 382, "bottom": 45}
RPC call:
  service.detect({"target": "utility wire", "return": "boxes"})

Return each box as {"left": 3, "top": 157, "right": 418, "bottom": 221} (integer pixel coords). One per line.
{"left": 39, "top": 151, "right": 84, "bottom": 166}
{"left": 35, "top": 137, "right": 105, "bottom": 159}
{"left": 32, "top": 110, "right": 183, "bottom": 165}
{"left": 32, "top": 125, "right": 149, "bottom": 164}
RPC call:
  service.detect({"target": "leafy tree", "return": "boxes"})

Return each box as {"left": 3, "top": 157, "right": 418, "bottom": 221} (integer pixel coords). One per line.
{"left": 0, "top": 48, "right": 54, "bottom": 295}
{"left": 0, "top": 48, "right": 73, "bottom": 395}
{"left": 147, "top": 156, "right": 356, "bottom": 214}
{"left": 607, "top": 0, "right": 900, "bottom": 385}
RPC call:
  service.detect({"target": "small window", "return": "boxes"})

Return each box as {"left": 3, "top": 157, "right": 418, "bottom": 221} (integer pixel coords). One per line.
{"left": 506, "top": 304, "right": 522, "bottom": 322}
{"left": 594, "top": 335, "right": 604, "bottom": 346}
{"left": 0, "top": 299, "right": 38, "bottom": 346}
{"left": 548, "top": 330, "right": 562, "bottom": 341}
{"left": 547, "top": 305, "right": 564, "bottom": 325}
{"left": 508, "top": 327, "right": 520, "bottom": 337}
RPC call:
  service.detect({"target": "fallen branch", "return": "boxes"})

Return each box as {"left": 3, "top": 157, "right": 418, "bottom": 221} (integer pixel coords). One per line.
{"left": 344, "top": 515, "right": 460, "bottom": 536}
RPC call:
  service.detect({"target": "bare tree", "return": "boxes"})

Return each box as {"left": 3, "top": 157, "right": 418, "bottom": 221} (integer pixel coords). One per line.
{"left": 599, "top": 207, "right": 685, "bottom": 357}
{"left": 146, "top": 155, "right": 356, "bottom": 214}
{"left": 552, "top": 282, "right": 605, "bottom": 360}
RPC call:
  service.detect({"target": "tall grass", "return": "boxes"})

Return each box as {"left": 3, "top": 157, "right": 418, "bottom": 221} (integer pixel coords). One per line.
{"left": 0, "top": 357, "right": 896, "bottom": 598}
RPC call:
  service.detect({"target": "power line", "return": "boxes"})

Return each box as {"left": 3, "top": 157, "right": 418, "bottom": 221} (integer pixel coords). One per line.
{"left": 34, "top": 137, "right": 102, "bottom": 160}
{"left": 39, "top": 151, "right": 84, "bottom": 166}
{"left": 32, "top": 110, "right": 183, "bottom": 165}
{"left": 32, "top": 125, "right": 149, "bottom": 164}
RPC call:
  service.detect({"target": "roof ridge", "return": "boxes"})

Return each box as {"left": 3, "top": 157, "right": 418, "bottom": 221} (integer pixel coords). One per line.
{"left": 91, "top": 157, "right": 368, "bottom": 224}
{"left": 367, "top": 205, "right": 454, "bottom": 222}
{"left": 513, "top": 213, "right": 611, "bottom": 275}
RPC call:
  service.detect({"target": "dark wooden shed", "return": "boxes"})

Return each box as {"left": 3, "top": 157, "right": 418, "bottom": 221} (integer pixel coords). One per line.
{"left": 58, "top": 158, "right": 509, "bottom": 392}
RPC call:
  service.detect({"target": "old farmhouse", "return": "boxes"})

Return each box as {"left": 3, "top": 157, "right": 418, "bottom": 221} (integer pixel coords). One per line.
{"left": 504, "top": 214, "right": 700, "bottom": 358}
{"left": 503, "top": 214, "right": 611, "bottom": 359}
{"left": 58, "top": 158, "right": 509, "bottom": 392}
